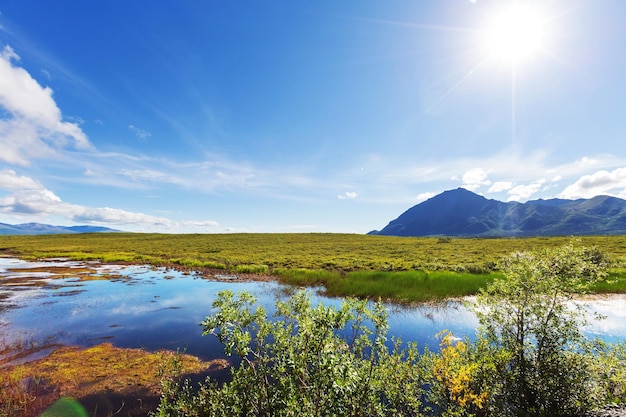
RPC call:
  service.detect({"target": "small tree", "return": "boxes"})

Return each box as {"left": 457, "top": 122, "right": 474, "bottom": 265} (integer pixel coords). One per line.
{"left": 473, "top": 242, "right": 608, "bottom": 417}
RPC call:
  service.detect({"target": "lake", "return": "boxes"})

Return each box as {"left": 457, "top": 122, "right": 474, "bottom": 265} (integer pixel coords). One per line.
{"left": 2, "top": 257, "right": 625, "bottom": 365}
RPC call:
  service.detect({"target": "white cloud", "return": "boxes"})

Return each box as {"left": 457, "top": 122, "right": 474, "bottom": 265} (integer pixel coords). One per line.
{"left": 558, "top": 167, "right": 626, "bottom": 199}
{"left": 179, "top": 220, "right": 220, "bottom": 227}
{"left": 128, "top": 124, "right": 151, "bottom": 139}
{"left": 0, "top": 169, "right": 45, "bottom": 191}
{"left": 72, "top": 207, "right": 171, "bottom": 225}
{"left": 415, "top": 192, "right": 436, "bottom": 202}
{"left": 0, "top": 45, "right": 90, "bottom": 166}
{"left": 119, "top": 168, "right": 181, "bottom": 185}
{"left": 0, "top": 118, "right": 57, "bottom": 165}
{"left": 576, "top": 156, "right": 597, "bottom": 167}
{"left": 0, "top": 169, "right": 218, "bottom": 229}
{"left": 461, "top": 168, "right": 491, "bottom": 191}
{"left": 366, "top": 148, "right": 626, "bottom": 192}
{"left": 338, "top": 191, "right": 358, "bottom": 200}
{"left": 507, "top": 179, "right": 546, "bottom": 201}
{"left": 351, "top": 149, "right": 626, "bottom": 206}
{"left": 112, "top": 159, "right": 267, "bottom": 192}
{"left": 0, "top": 190, "right": 62, "bottom": 215}
{"left": 488, "top": 181, "right": 513, "bottom": 193}
{"left": 0, "top": 169, "right": 63, "bottom": 214}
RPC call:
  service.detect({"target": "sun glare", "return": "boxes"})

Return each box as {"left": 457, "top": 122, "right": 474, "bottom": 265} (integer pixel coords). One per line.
{"left": 482, "top": 3, "right": 549, "bottom": 65}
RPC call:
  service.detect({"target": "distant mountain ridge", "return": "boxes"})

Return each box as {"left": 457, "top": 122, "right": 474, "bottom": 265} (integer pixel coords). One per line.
{"left": 0, "top": 222, "right": 120, "bottom": 235}
{"left": 371, "top": 188, "right": 626, "bottom": 237}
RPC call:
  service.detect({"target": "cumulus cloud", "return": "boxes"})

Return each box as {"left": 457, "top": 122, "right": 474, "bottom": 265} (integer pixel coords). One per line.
{"left": 337, "top": 191, "right": 358, "bottom": 200}
{"left": 507, "top": 179, "right": 546, "bottom": 201}
{"left": 0, "top": 169, "right": 218, "bottom": 229}
{"left": 488, "top": 181, "right": 513, "bottom": 193}
{"left": 461, "top": 168, "right": 491, "bottom": 191}
{"left": 415, "top": 192, "right": 436, "bottom": 202}
{"left": 0, "top": 169, "right": 45, "bottom": 191}
{"left": 128, "top": 124, "right": 151, "bottom": 139}
{"left": 72, "top": 207, "right": 172, "bottom": 225}
{"left": 0, "top": 169, "right": 62, "bottom": 214}
{"left": 558, "top": 167, "right": 626, "bottom": 199}
{"left": 0, "top": 45, "right": 90, "bottom": 166}
{"left": 576, "top": 156, "right": 598, "bottom": 167}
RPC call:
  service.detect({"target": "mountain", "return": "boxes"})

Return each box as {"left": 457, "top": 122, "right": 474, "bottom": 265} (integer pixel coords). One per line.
{"left": 64, "top": 225, "right": 120, "bottom": 233}
{"left": 0, "top": 223, "right": 121, "bottom": 235}
{"left": 371, "top": 188, "right": 626, "bottom": 237}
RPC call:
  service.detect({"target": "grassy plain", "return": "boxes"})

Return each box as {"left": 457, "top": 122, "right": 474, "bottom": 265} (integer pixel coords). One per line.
{"left": 1, "top": 234, "right": 626, "bottom": 415}
{"left": 1, "top": 233, "right": 626, "bottom": 301}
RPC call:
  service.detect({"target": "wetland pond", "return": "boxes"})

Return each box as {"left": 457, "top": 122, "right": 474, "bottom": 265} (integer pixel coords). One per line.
{"left": 2, "top": 257, "right": 626, "bottom": 415}
{"left": 2, "top": 257, "right": 626, "bottom": 361}
{"left": 0, "top": 258, "right": 480, "bottom": 364}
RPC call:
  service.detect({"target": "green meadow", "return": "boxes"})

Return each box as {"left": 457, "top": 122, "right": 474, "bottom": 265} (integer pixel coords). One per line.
{"left": 1, "top": 233, "right": 626, "bottom": 302}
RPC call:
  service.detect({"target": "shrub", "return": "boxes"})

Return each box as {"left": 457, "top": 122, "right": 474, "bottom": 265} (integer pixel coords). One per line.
{"left": 154, "top": 290, "right": 430, "bottom": 416}
{"left": 429, "top": 331, "right": 490, "bottom": 416}
{"left": 472, "top": 242, "right": 609, "bottom": 416}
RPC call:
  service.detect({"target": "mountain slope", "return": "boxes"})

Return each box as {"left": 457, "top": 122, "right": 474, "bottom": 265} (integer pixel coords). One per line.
{"left": 372, "top": 188, "right": 626, "bottom": 237}
{"left": 0, "top": 223, "right": 121, "bottom": 235}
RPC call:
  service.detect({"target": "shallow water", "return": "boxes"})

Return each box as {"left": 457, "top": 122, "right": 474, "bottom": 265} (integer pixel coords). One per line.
{"left": 1, "top": 258, "right": 625, "bottom": 364}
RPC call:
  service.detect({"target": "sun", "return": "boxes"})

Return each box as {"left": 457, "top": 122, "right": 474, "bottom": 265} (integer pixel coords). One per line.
{"left": 482, "top": 3, "right": 549, "bottom": 66}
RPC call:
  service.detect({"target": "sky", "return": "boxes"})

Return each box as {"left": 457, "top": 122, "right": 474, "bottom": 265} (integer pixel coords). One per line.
{"left": 1, "top": 0, "right": 626, "bottom": 233}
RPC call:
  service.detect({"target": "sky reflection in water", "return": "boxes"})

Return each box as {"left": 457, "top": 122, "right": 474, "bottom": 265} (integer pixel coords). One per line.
{"left": 1, "top": 258, "right": 625, "bottom": 363}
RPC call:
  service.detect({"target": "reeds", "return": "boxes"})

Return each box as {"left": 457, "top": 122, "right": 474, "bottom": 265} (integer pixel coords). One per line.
{"left": 275, "top": 269, "right": 498, "bottom": 302}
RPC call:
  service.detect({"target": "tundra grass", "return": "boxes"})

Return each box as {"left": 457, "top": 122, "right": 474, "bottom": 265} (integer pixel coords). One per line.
{"left": 590, "top": 269, "right": 626, "bottom": 294}
{"left": 2, "top": 233, "right": 626, "bottom": 301}
{"left": 3, "top": 233, "right": 626, "bottom": 272}
{"left": 275, "top": 268, "right": 498, "bottom": 302}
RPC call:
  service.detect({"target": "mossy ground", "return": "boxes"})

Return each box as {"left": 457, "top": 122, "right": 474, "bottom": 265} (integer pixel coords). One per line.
{"left": 0, "top": 342, "right": 228, "bottom": 417}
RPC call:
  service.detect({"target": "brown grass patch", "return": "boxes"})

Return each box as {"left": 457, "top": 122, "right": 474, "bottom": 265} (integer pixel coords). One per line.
{"left": 1, "top": 343, "right": 228, "bottom": 417}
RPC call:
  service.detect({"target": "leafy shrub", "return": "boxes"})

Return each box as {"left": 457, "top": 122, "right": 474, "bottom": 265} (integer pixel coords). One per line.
{"left": 472, "top": 243, "right": 609, "bottom": 416}
{"left": 154, "top": 290, "right": 430, "bottom": 416}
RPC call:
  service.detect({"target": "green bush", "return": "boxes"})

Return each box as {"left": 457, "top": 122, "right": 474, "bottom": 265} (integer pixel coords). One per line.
{"left": 154, "top": 291, "right": 429, "bottom": 416}
{"left": 471, "top": 243, "right": 609, "bottom": 416}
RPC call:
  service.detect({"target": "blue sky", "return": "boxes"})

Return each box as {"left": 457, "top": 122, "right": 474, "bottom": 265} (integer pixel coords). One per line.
{"left": 1, "top": 0, "right": 625, "bottom": 233}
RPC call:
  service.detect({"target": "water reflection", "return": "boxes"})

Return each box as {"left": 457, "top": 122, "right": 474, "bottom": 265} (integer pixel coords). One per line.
{"left": 1, "top": 257, "right": 625, "bottom": 364}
